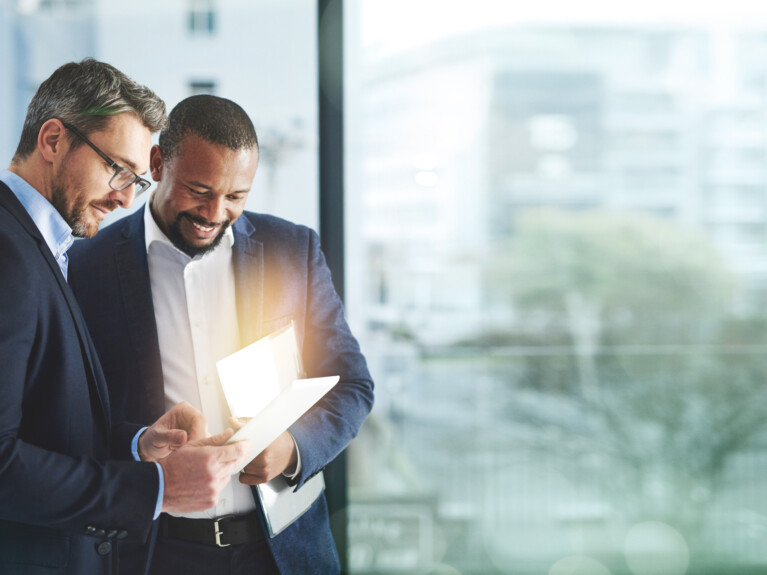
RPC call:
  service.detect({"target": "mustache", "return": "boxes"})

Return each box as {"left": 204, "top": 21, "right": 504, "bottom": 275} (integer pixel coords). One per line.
{"left": 93, "top": 199, "right": 119, "bottom": 213}
{"left": 180, "top": 212, "right": 227, "bottom": 228}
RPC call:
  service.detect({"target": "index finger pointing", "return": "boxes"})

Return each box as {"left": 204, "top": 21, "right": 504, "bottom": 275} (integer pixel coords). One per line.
{"left": 219, "top": 439, "right": 253, "bottom": 469}
{"left": 174, "top": 402, "right": 208, "bottom": 440}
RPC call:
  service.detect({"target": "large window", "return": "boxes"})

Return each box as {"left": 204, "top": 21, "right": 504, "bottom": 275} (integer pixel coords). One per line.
{"left": 346, "top": 2, "right": 767, "bottom": 574}
{"left": 6, "top": 1, "right": 767, "bottom": 572}
{"left": 0, "top": 0, "right": 318, "bottom": 229}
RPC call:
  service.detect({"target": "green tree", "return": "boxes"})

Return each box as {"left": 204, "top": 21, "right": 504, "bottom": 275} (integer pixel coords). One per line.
{"left": 491, "top": 208, "right": 767, "bottom": 551}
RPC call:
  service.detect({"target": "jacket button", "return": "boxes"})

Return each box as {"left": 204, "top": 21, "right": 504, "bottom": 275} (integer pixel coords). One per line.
{"left": 94, "top": 529, "right": 106, "bottom": 538}
{"left": 107, "top": 530, "right": 118, "bottom": 538}
{"left": 117, "top": 530, "right": 128, "bottom": 540}
{"left": 96, "top": 541, "right": 112, "bottom": 555}
{"left": 85, "top": 526, "right": 96, "bottom": 535}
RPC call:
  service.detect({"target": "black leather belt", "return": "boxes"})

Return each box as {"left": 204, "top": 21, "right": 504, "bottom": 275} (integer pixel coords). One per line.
{"left": 159, "top": 513, "right": 263, "bottom": 547}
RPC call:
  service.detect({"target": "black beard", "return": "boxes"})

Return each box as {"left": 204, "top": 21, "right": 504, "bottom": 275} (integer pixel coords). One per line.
{"left": 166, "top": 212, "right": 231, "bottom": 258}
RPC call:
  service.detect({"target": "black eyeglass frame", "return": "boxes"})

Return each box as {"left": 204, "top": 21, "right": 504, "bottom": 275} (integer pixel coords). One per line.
{"left": 59, "top": 120, "right": 151, "bottom": 196}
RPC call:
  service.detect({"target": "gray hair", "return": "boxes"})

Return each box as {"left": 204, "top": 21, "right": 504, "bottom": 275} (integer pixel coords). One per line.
{"left": 13, "top": 58, "right": 167, "bottom": 160}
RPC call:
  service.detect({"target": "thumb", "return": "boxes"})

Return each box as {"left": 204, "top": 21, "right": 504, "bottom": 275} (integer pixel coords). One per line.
{"left": 163, "top": 429, "right": 188, "bottom": 449}
{"left": 192, "top": 428, "right": 235, "bottom": 447}
{"left": 227, "top": 416, "right": 250, "bottom": 430}
{"left": 148, "top": 428, "right": 187, "bottom": 449}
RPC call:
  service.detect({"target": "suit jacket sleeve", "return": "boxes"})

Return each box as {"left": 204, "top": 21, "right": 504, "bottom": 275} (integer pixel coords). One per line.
{"left": 112, "top": 422, "right": 146, "bottom": 461}
{"left": 286, "top": 228, "right": 375, "bottom": 489}
{"left": 0, "top": 237, "right": 158, "bottom": 542}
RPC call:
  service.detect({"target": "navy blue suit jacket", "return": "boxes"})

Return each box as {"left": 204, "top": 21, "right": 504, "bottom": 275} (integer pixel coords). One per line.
{"left": 69, "top": 207, "right": 375, "bottom": 574}
{"left": 0, "top": 183, "right": 159, "bottom": 575}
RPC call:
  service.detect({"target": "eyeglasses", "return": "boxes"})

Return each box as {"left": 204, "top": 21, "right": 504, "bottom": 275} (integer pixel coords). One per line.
{"left": 60, "top": 121, "right": 151, "bottom": 196}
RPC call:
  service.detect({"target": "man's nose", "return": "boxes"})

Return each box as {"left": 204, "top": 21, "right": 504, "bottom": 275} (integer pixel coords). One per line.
{"left": 200, "top": 196, "right": 225, "bottom": 223}
{"left": 109, "top": 184, "right": 135, "bottom": 210}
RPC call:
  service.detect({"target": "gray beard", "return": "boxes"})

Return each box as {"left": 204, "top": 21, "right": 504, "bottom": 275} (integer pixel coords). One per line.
{"left": 50, "top": 182, "right": 90, "bottom": 238}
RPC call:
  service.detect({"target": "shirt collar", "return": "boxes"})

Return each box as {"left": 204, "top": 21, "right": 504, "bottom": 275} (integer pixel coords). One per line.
{"left": 143, "top": 195, "right": 235, "bottom": 258}
{"left": 0, "top": 168, "right": 74, "bottom": 260}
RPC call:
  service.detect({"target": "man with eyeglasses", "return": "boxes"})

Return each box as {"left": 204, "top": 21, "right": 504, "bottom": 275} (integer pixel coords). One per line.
{"left": 0, "top": 59, "right": 250, "bottom": 575}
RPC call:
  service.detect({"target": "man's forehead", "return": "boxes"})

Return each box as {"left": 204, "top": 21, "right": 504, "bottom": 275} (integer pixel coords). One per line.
{"left": 90, "top": 114, "right": 152, "bottom": 173}
{"left": 173, "top": 135, "right": 258, "bottom": 159}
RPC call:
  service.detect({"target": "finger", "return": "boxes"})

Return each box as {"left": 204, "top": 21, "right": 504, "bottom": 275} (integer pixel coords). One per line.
{"left": 238, "top": 472, "right": 265, "bottom": 486}
{"left": 193, "top": 428, "right": 235, "bottom": 447}
{"left": 175, "top": 402, "right": 208, "bottom": 440}
{"left": 227, "top": 416, "right": 249, "bottom": 430}
{"left": 159, "top": 429, "right": 187, "bottom": 449}
{"left": 240, "top": 458, "right": 262, "bottom": 476}
{"left": 210, "top": 447, "right": 253, "bottom": 479}
{"left": 221, "top": 439, "right": 253, "bottom": 468}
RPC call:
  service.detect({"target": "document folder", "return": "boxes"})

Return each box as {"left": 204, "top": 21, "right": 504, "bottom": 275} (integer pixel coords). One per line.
{"left": 256, "top": 471, "right": 326, "bottom": 537}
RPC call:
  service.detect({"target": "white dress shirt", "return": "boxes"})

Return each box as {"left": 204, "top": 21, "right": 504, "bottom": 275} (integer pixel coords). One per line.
{"left": 144, "top": 199, "right": 257, "bottom": 519}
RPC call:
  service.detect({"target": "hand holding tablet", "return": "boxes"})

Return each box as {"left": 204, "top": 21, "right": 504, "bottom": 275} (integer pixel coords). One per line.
{"left": 224, "top": 376, "right": 339, "bottom": 473}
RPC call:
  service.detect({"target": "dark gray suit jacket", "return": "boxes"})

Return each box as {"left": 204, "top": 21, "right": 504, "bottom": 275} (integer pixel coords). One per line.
{"left": 0, "top": 182, "right": 159, "bottom": 575}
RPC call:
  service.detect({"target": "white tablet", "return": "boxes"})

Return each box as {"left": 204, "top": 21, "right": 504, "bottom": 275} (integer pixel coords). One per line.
{"left": 226, "top": 375, "right": 339, "bottom": 473}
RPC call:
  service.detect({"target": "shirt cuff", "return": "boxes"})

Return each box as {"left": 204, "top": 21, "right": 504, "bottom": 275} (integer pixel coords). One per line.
{"left": 282, "top": 431, "right": 302, "bottom": 480}
{"left": 131, "top": 426, "right": 149, "bottom": 461}
{"left": 131, "top": 427, "right": 164, "bottom": 520}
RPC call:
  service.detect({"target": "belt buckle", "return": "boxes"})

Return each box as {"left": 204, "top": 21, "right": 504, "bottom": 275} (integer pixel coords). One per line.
{"left": 213, "top": 516, "right": 234, "bottom": 548}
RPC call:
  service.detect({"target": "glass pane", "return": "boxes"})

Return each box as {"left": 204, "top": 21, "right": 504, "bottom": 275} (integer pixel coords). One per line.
{"left": 346, "top": 2, "right": 767, "bottom": 574}
{"left": 0, "top": 0, "right": 318, "bottom": 230}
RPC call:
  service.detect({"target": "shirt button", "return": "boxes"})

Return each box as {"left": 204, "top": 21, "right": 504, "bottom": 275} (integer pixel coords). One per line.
{"left": 96, "top": 541, "right": 112, "bottom": 555}
{"left": 220, "top": 498, "right": 227, "bottom": 507}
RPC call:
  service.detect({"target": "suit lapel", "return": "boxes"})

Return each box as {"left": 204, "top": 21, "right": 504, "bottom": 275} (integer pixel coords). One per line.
{"left": 0, "top": 183, "right": 111, "bottom": 429}
{"left": 50, "top": 252, "right": 113, "bottom": 433}
{"left": 115, "top": 210, "right": 166, "bottom": 419}
{"left": 233, "top": 216, "right": 264, "bottom": 346}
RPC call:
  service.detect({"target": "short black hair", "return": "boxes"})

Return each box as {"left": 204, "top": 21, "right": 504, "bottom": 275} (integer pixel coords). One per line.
{"left": 158, "top": 95, "right": 258, "bottom": 160}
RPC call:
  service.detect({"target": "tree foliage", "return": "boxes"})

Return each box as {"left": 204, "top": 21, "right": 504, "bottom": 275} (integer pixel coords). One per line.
{"left": 489, "top": 208, "right": 767, "bottom": 548}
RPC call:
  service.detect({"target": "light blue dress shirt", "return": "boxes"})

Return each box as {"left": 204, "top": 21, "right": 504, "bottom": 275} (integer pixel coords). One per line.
{"left": 0, "top": 168, "right": 73, "bottom": 279}
{"left": 132, "top": 428, "right": 164, "bottom": 519}
{"left": 0, "top": 168, "right": 164, "bottom": 519}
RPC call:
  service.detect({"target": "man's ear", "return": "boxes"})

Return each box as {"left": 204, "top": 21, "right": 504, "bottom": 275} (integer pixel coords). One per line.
{"left": 149, "top": 145, "right": 165, "bottom": 182}
{"left": 37, "top": 119, "right": 68, "bottom": 164}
